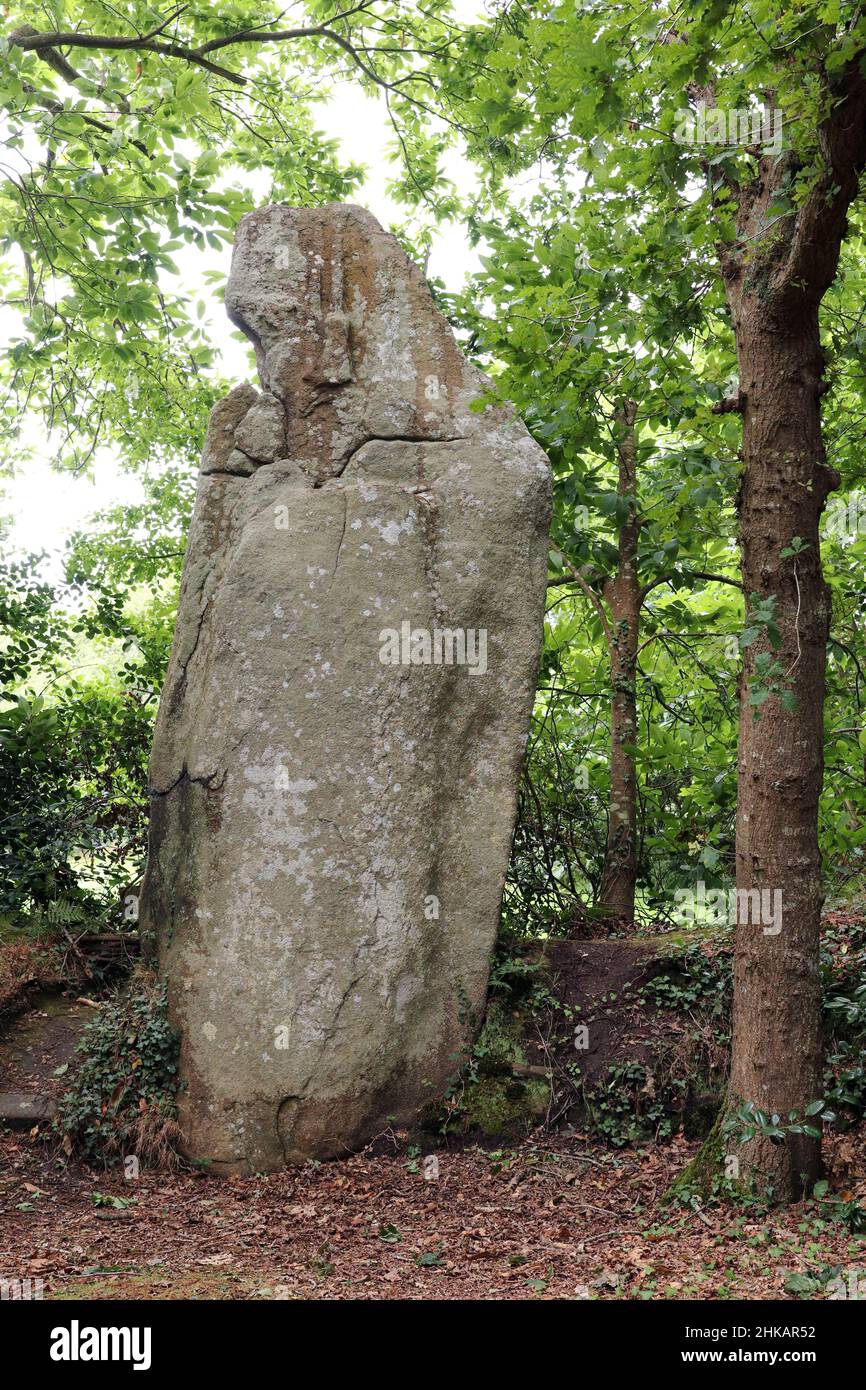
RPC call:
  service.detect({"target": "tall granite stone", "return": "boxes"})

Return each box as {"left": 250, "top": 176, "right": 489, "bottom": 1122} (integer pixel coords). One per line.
{"left": 139, "top": 204, "right": 551, "bottom": 1172}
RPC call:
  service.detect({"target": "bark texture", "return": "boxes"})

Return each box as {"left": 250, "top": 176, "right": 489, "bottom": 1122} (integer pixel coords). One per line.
{"left": 713, "top": 64, "right": 866, "bottom": 1198}
{"left": 600, "top": 402, "right": 640, "bottom": 924}
{"left": 729, "top": 310, "right": 832, "bottom": 1195}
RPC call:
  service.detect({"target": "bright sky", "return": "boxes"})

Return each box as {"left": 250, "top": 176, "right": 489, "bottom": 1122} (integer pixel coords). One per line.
{"left": 1, "top": 2, "right": 489, "bottom": 573}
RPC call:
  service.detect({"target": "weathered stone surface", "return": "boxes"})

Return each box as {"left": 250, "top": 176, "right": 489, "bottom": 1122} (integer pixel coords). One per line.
{"left": 139, "top": 204, "right": 551, "bottom": 1173}
{"left": 0, "top": 1092, "right": 56, "bottom": 1126}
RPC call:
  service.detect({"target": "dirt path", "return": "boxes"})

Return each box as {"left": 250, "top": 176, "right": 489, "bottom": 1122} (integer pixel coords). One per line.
{"left": 0, "top": 991, "right": 92, "bottom": 1126}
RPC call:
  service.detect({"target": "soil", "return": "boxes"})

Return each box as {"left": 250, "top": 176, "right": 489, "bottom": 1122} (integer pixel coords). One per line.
{"left": 2, "top": 1126, "right": 865, "bottom": 1300}
{"left": 0, "top": 928, "right": 863, "bottom": 1301}
{"left": 0, "top": 991, "right": 92, "bottom": 1100}
{"left": 534, "top": 938, "right": 657, "bottom": 1088}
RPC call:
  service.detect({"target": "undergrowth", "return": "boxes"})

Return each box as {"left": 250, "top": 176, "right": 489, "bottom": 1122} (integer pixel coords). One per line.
{"left": 57, "top": 967, "right": 182, "bottom": 1168}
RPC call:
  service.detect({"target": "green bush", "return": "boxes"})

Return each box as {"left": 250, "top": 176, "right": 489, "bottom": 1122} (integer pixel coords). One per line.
{"left": 581, "top": 1061, "right": 683, "bottom": 1147}
{"left": 57, "top": 972, "right": 181, "bottom": 1166}
{"left": 0, "top": 554, "right": 168, "bottom": 927}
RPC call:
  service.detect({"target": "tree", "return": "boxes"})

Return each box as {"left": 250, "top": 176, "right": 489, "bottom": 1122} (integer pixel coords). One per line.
{"left": 456, "top": 1, "right": 866, "bottom": 1198}
{"left": 455, "top": 192, "right": 741, "bottom": 928}
{"left": 703, "top": 58, "right": 866, "bottom": 1199}
{"left": 0, "top": 1, "right": 465, "bottom": 473}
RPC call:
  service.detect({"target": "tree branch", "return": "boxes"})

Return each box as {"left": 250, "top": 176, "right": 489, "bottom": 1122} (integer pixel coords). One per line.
{"left": 776, "top": 54, "right": 866, "bottom": 302}
{"left": 7, "top": 13, "right": 446, "bottom": 99}
{"left": 547, "top": 563, "right": 613, "bottom": 646}
{"left": 712, "top": 392, "right": 745, "bottom": 415}
{"left": 640, "top": 570, "right": 744, "bottom": 601}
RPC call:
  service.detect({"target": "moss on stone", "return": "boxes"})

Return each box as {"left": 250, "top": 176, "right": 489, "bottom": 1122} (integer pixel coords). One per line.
{"left": 458, "top": 999, "right": 550, "bottom": 1138}
{"left": 463, "top": 1074, "right": 550, "bottom": 1138}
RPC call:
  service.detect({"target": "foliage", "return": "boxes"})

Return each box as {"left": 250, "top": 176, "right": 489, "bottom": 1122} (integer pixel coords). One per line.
{"left": 449, "top": 1, "right": 866, "bottom": 932}
{"left": 821, "top": 920, "right": 866, "bottom": 1123}
{"left": 722, "top": 1099, "right": 829, "bottom": 1147}
{"left": 640, "top": 945, "right": 732, "bottom": 1018}
{"left": 581, "top": 1060, "right": 680, "bottom": 1148}
{"left": 57, "top": 971, "right": 180, "bottom": 1165}
{"left": 810, "top": 1180, "right": 866, "bottom": 1234}
{"left": 0, "top": 553, "right": 166, "bottom": 924}
{"left": 0, "top": 2, "right": 469, "bottom": 473}
{"left": 441, "top": 992, "right": 549, "bottom": 1139}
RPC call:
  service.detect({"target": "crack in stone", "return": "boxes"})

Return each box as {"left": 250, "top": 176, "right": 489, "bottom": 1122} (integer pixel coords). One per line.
{"left": 178, "top": 599, "right": 210, "bottom": 681}
{"left": 316, "top": 432, "right": 462, "bottom": 487}
{"left": 151, "top": 765, "right": 226, "bottom": 798}
{"left": 203, "top": 463, "right": 256, "bottom": 478}
{"left": 326, "top": 493, "right": 348, "bottom": 592}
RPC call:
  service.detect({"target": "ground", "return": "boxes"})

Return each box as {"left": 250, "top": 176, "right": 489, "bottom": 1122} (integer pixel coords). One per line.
{"left": 0, "top": 991, "right": 93, "bottom": 1105}
{"left": 1, "top": 927, "right": 864, "bottom": 1301}
{"left": 2, "top": 1116, "right": 866, "bottom": 1300}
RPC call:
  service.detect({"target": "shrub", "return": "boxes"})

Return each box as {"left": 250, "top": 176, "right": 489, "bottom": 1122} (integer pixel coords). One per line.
{"left": 57, "top": 970, "right": 181, "bottom": 1167}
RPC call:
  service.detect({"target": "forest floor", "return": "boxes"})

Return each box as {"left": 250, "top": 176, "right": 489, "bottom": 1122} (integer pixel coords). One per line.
{"left": 1, "top": 924, "right": 865, "bottom": 1300}
{"left": 2, "top": 1122, "right": 865, "bottom": 1300}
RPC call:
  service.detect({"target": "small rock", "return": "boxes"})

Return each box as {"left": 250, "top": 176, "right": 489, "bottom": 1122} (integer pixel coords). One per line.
{"left": 0, "top": 1092, "right": 56, "bottom": 1127}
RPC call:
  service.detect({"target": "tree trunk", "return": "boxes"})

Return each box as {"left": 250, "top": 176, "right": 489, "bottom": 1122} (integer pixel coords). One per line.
{"left": 600, "top": 402, "right": 639, "bottom": 925}
{"left": 699, "top": 60, "right": 866, "bottom": 1202}
{"left": 728, "top": 311, "right": 834, "bottom": 1199}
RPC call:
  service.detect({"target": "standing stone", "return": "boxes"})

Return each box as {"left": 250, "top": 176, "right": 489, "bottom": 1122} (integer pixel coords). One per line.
{"left": 139, "top": 204, "right": 551, "bottom": 1173}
